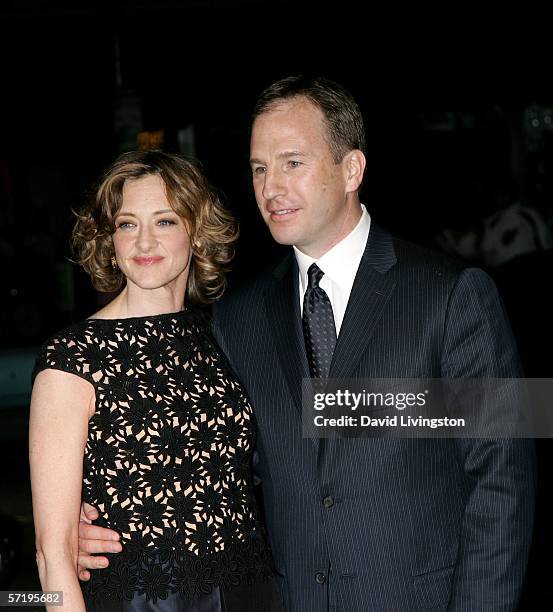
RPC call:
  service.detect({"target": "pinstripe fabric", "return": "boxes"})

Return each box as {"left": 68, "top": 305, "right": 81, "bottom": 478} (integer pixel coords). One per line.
{"left": 212, "top": 224, "right": 535, "bottom": 612}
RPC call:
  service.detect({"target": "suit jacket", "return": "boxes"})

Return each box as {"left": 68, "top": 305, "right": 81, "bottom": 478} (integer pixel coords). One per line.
{"left": 212, "top": 224, "right": 535, "bottom": 612}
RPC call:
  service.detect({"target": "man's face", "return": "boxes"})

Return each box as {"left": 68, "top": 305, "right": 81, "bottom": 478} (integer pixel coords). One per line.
{"left": 250, "top": 97, "right": 361, "bottom": 259}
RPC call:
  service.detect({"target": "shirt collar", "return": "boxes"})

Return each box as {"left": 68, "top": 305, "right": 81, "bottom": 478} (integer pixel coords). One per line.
{"left": 295, "top": 204, "right": 371, "bottom": 294}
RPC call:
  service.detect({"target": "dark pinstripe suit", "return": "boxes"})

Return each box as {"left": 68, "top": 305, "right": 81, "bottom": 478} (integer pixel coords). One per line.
{"left": 213, "top": 224, "right": 535, "bottom": 612}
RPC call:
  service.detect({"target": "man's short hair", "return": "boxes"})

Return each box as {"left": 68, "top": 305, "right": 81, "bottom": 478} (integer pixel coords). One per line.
{"left": 251, "top": 75, "right": 366, "bottom": 163}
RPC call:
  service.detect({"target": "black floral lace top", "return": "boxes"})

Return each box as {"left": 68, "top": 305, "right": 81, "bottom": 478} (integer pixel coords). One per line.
{"left": 33, "top": 308, "right": 273, "bottom": 603}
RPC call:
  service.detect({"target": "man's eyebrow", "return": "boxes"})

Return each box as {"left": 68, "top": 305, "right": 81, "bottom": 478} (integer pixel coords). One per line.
{"left": 249, "top": 151, "right": 307, "bottom": 165}
{"left": 279, "top": 151, "right": 307, "bottom": 159}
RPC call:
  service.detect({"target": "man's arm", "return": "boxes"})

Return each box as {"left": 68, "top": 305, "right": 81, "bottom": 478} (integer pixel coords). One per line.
{"left": 211, "top": 306, "right": 263, "bottom": 487}
{"left": 77, "top": 504, "right": 122, "bottom": 581}
{"left": 441, "top": 268, "right": 535, "bottom": 612}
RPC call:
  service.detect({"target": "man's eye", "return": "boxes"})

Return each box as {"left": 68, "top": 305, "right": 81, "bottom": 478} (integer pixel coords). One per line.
{"left": 288, "top": 160, "right": 301, "bottom": 168}
{"left": 253, "top": 166, "right": 266, "bottom": 175}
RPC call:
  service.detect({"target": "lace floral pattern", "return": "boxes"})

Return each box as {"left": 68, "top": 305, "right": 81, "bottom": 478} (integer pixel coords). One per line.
{"left": 33, "top": 309, "right": 273, "bottom": 602}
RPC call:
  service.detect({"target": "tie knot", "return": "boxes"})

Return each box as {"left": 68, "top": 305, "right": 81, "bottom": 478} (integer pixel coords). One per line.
{"left": 306, "top": 263, "right": 324, "bottom": 289}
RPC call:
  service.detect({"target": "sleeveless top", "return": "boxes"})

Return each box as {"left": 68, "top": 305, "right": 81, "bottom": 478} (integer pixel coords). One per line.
{"left": 33, "top": 308, "right": 273, "bottom": 604}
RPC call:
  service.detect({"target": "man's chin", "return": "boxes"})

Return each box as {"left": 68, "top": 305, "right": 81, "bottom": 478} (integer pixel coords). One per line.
{"left": 264, "top": 223, "right": 295, "bottom": 245}
{"left": 268, "top": 232, "right": 296, "bottom": 247}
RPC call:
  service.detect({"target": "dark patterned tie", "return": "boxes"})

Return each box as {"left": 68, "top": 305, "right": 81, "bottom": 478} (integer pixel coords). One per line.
{"left": 302, "top": 263, "right": 337, "bottom": 378}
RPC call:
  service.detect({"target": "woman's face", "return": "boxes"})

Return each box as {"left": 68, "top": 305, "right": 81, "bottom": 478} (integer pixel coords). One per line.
{"left": 112, "top": 174, "right": 192, "bottom": 294}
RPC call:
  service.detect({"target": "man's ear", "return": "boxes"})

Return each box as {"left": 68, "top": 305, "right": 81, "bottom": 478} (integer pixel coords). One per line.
{"left": 343, "top": 149, "right": 366, "bottom": 193}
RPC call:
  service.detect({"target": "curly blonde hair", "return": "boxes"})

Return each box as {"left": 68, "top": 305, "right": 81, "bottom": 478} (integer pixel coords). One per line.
{"left": 72, "top": 150, "right": 238, "bottom": 304}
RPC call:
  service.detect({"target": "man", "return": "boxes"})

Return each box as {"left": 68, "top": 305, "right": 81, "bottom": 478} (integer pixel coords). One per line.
{"left": 78, "top": 76, "right": 535, "bottom": 611}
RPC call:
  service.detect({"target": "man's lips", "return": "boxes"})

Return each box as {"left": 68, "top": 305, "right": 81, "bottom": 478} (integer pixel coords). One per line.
{"left": 268, "top": 208, "right": 299, "bottom": 221}
{"left": 133, "top": 256, "right": 164, "bottom": 266}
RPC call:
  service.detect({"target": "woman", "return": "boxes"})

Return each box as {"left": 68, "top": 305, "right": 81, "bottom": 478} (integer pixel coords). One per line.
{"left": 30, "top": 150, "right": 276, "bottom": 611}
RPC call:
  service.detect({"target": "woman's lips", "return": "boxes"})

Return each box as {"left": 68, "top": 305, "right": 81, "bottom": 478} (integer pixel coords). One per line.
{"left": 133, "top": 256, "right": 164, "bottom": 266}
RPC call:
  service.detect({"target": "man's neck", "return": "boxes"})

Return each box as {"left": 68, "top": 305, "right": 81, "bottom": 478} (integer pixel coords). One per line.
{"left": 295, "top": 201, "right": 363, "bottom": 260}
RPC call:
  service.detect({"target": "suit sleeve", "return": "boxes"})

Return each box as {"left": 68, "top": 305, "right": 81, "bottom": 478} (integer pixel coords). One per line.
{"left": 441, "top": 268, "right": 535, "bottom": 612}
{"left": 211, "top": 306, "right": 263, "bottom": 486}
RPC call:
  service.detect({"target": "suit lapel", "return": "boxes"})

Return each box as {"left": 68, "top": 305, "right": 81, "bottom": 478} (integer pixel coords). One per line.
{"left": 329, "top": 223, "right": 397, "bottom": 379}
{"left": 264, "top": 254, "right": 310, "bottom": 415}
{"left": 263, "top": 224, "right": 397, "bottom": 412}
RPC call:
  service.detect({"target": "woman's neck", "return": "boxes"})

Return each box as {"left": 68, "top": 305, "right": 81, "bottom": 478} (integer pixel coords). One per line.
{"left": 92, "top": 285, "right": 185, "bottom": 320}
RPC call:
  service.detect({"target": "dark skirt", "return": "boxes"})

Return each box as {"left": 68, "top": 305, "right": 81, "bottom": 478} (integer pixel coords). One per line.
{"left": 84, "top": 578, "right": 283, "bottom": 612}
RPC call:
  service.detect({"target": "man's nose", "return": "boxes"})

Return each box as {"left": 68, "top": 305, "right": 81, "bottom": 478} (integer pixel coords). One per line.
{"left": 262, "top": 169, "right": 285, "bottom": 201}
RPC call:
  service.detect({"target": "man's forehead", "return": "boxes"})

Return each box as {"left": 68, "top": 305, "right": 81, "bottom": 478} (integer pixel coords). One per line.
{"left": 249, "top": 130, "right": 321, "bottom": 161}
{"left": 252, "top": 102, "right": 326, "bottom": 143}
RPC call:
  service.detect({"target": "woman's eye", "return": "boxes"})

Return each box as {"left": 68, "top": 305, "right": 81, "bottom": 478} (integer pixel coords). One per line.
{"left": 158, "top": 219, "right": 177, "bottom": 226}
{"left": 116, "top": 222, "right": 134, "bottom": 229}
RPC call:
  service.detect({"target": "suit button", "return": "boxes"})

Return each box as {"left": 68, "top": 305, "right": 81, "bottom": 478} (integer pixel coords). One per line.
{"left": 315, "top": 572, "right": 326, "bottom": 584}
{"left": 322, "top": 495, "right": 334, "bottom": 508}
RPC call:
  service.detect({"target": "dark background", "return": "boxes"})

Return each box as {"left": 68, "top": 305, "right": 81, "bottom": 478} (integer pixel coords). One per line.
{"left": 1, "top": 2, "right": 552, "bottom": 609}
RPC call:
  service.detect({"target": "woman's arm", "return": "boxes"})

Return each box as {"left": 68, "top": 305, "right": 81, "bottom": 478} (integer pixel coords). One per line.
{"left": 29, "top": 368, "right": 94, "bottom": 612}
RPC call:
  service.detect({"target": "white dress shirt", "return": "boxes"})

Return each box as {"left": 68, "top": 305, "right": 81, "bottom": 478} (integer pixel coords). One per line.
{"left": 294, "top": 205, "right": 371, "bottom": 336}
